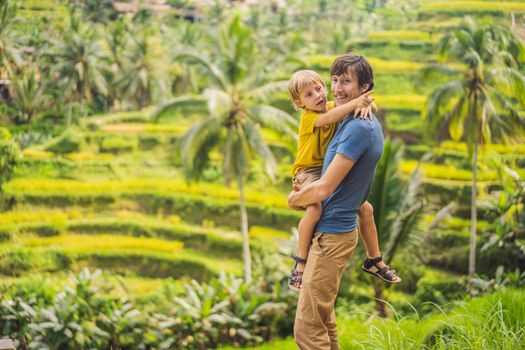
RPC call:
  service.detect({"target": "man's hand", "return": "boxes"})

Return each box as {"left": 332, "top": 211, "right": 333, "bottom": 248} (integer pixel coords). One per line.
{"left": 288, "top": 190, "right": 304, "bottom": 211}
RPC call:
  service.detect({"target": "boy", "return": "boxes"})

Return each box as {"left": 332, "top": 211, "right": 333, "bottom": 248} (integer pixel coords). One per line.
{"left": 287, "top": 69, "right": 401, "bottom": 292}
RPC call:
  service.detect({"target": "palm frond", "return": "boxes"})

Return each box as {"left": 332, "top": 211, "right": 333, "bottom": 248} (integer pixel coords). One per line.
{"left": 173, "top": 50, "right": 229, "bottom": 91}
{"left": 487, "top": 67, "right": 525, "bottom": 104}
{"left": 180, "top": 118, "right": 222, "bottom": 181}
{"left": 249, "top": 105, "right": 298, "bottom": 139}
{"left": 448, "top": 95, "right": 468, "bottom": 141}
{"left": 245, "top": 81, "right": 289, "bottom": 103}
{"left": 424, "top": 79, "right": 464, "bottom": 139}
{"left": 243, "top": 120, "right": 277, "bottom": 182}
{"left": 152, "top": 95, "right": 208, "bottom": 121}
{"left": 368, "top": 139, "right": 404, "bottom": 241}
{"left": 203, "top": 88, "right": 232, "bottom": 119}
{"left": 483, "top": 85, "right": 525, "bottom": 140}
{"left": 417, "top": 64, "right": 461, "bottom": 85}
{"left": 384, "top": 165, "right": 424, "bottom": 261}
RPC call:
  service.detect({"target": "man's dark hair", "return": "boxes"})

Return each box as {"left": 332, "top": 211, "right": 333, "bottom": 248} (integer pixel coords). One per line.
{"left": 330, "top": 54, "right": 374, "bottom": 92}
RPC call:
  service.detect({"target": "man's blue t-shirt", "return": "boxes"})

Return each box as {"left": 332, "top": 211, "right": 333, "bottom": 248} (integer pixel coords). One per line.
{"left": 315, "top": 115, "right": 384, "bottom": 234}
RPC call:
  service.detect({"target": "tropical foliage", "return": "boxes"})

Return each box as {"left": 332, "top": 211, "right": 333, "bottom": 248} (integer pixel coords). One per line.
{"left": 421, "top": 16, "right": 525, "bottom": 278}
{"left": 1, "top": 1, "right": 524, "bottom": 349}
{"left": 154, "top": 15, "right": 297, "bottom": 282}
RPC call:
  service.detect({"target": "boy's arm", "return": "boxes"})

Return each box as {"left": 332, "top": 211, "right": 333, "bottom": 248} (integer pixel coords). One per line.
{"left": 314, "top": 91, "right": 373, "bottom": 127}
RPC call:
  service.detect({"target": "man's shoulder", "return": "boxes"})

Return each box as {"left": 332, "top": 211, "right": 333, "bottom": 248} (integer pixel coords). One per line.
{"left": 340, "top": 117, "right": 373, "bottom": 133}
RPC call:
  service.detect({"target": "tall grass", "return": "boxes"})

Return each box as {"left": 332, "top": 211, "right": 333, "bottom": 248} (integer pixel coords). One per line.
{"left": 226, "top": 289, "right": 525, "bottom": 350}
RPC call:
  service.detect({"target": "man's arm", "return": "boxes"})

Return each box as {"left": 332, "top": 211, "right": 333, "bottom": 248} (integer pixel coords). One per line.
{"left": 288, "top": 153, "right": 356, "bottom": 209}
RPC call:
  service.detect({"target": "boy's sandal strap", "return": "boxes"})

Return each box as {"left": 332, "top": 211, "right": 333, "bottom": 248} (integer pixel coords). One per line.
{"left": 379, "top": 265, "right": 397, "bottom": 280}
{"left": 367, "top": 255, "right": 384, "bottom": 265}
{"left": 289, "top": 269, "right": 303, "bottom": 283}
{"left": 291, "top": 254, "right": 307, "bottom": 265}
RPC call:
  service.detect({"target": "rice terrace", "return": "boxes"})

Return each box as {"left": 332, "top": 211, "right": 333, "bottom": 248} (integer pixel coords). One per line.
{"left": 0, "top": 0, "right": 524, "bottom": 349}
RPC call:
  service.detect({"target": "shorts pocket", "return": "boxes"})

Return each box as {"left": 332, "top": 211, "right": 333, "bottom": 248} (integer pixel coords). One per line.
{"left": 313, "top": 233, "right": 326, "bottom": 257}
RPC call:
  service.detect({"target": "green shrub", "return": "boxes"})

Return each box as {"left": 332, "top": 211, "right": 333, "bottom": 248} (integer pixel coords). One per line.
{"left": 426, "top": 244, "right": 469, "bottom": 274}
{"left": 43, "top": 128, "right": 82, "bottom": 154}
{"left": 0, "top": 228, "right": 10, "bottom": 242}
{"left": 414, "top": 269, "right": 464, "bottom": 313}
{"left": 0, "top": 248, "right": 72, "bottom": 276}
{"left": 99, "top": 135, "right": 138, "bottom": 153}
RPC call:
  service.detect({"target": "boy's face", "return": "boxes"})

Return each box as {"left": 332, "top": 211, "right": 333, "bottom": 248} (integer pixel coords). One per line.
{"left": 297, "top": 82, "right": 328, "bottom": 113}
{"left": 331, "top": 69, "right": 364, "bottom": 107}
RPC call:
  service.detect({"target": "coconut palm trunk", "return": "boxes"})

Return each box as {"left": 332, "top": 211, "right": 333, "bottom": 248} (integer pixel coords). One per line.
{"left": 372, "top": 279, "right": 387, "bottom": 318}
{"left": 468, "top": 141, "right": 478, "bottom": 278}
{"left": 237, "top": 171, "right": 252, "bottom": 283}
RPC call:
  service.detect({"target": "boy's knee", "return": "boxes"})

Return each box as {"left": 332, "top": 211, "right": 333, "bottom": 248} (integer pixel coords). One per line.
{"left": 358, "top": 201, "right": 374, "bottom": 218}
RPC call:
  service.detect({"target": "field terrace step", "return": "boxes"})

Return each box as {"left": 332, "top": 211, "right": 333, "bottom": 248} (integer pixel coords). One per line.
{"left": 5, "top": 179, "right": 301, "bottom": 232}
{"left": 0, "top": 234, "right": 241, "bottom": 280}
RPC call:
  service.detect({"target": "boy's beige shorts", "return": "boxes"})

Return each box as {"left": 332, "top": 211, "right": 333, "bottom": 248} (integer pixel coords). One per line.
{"left": 293, "top": 167, "right": 322, "bottom": 191}
{"left": 294, "top": 230, "right": 359, "bottom": 350}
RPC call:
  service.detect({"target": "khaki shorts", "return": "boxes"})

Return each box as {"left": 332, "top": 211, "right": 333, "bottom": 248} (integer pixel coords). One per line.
{"left": 293, "top": 167, "right": 322, "bottom": 190}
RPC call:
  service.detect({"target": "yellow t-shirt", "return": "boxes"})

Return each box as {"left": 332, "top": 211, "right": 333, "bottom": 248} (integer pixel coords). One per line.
{"left": 291, "top": 101, "right": 337, "bottom": 177}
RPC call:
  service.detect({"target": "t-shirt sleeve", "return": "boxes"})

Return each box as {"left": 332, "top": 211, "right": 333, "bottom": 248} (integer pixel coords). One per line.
{"left": 336, "top": 123, "right": 372, "bottom": 161}
{"left": 298, "top": 110, "right": 320, "bottom": 136}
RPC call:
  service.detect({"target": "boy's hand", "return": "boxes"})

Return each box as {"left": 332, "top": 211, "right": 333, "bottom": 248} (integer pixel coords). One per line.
{"left": 351, "top": 90, "right": 374, "bottom": 110}
{"left": 355, "top": 105, "right": 374, "bottom": 120}
{"left": 352, "top": 90, "right": 374, "bottom": 120}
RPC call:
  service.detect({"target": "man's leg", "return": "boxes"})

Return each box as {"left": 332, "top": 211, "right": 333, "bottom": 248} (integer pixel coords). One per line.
{"left": 294, "top": 230, "right": 359, "bottom": 350}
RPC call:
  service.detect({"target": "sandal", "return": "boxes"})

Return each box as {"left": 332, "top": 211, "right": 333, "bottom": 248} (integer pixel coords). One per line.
{"left": 288, "top": 255, "right": 307, "bottom": 292}
{"left": 362, "top": 255, "right": 401, "bottom": 284}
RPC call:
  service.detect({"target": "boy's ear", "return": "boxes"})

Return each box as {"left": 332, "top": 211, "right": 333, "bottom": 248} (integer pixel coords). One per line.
{"left": 360, "top": 84, "right": 370, "bottom": 93}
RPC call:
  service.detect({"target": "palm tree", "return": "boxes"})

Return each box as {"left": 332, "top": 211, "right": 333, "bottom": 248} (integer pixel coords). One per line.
{"left": 12, "top": 68, "right": 46, "bottom": 134}
{"left": 105, "top": 16, "right": 130, "bottom": 110}
{"left": 367, "top": 139, "right": 425, "bottom": 317}
{"left": 0, "top": 0, "right": 23, "bottom": 82}
{"left": 421, "top": 17, "right": 525, "bottom": 279}
{"left": 0, "top": 127, "right": 21, "bottom": 208}
{"left": 116, "top": 27, "right": 157, "bottom": 109}
{"left": 154, "top": 15, "right": 297, "bottom": 283}
{"left": 48, "top": 14, "right": 108, "bottom": 127}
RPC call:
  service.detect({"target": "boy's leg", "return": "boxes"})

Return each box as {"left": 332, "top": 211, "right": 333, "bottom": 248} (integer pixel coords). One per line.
{"left": 357, "top": 201, "right": 382, "bottom": 265}
{"left": 358, "top": 201, "right": 401, "bottom": 283}
{"left": 292, "top": 202, "right": 322, "bottom": 289}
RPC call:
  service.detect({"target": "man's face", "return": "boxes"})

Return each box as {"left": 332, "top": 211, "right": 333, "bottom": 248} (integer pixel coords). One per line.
{"left": 331, "top": 69, "right": 362, "bottom": 107}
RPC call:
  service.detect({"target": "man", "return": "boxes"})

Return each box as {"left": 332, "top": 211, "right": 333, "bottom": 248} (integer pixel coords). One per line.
{"left": 288, "top": 54, "right": 384, "bottom": 349}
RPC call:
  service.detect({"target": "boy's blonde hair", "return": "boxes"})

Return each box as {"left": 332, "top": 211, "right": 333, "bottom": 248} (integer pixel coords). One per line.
{"left": 288, "top": 70, "right": 325, "bottom": 110}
